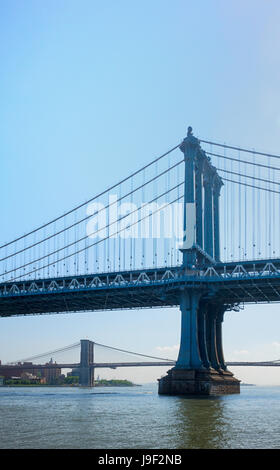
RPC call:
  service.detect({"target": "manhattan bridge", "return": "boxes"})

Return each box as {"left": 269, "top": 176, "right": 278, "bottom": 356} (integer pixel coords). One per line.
{"left": 1, "top": 127, "right": 280, "bottom": 394}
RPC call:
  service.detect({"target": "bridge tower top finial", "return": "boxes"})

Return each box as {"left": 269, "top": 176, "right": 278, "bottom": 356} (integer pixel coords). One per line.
{"left": 180, "top": 126, "right": 199, "bottom": 150}
{"left": 187, "top": 126, "right": 193, "bottom": 137}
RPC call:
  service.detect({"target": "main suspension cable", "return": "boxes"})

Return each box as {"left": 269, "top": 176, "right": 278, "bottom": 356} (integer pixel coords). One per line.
{"left": 222, "top": 177, "right": 280, "bottom": 194}
{"left": 0, "top": 159, "right": 184, "bottom": 262}
{"left": 8, "top": 342, "right": 80, "bottom": 365}
{"left": 217, "top": 167, "right": 280, "bottom": 186}
{"left": 207, "top": 151, "right": 280, "bottom": 171}
{"left": 94, "top": 341, "right": 175, "bottom": 362}
{"left": 5, "top": 184, "right": 184, "bottom": 279}
{"left": 201, "top": 139, "right": 280, "bottom": 160}
{"left": 0, "top": 143, "right": 180, "bottom": 250}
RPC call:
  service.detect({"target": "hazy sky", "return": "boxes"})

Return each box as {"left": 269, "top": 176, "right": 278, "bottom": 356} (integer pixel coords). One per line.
{"left": 1, "top": 0, "right": 280, "bottom": 384}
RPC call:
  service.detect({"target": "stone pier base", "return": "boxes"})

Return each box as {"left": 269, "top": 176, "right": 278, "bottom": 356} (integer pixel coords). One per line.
{"left": 158, "top": 368, "right": 240, "bottom": 396}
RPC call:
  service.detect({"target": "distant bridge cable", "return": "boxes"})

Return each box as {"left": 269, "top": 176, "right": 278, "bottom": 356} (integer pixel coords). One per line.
{"left": 8, "top": 342, "right": 80, "bottom": 365}
{"left": 94, "top": 341, "right": 175, "bottom": 362}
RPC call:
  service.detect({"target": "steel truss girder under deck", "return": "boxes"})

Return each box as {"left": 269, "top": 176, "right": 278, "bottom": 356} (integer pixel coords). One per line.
{"left": 1, "top": 259, "right": 280, "bottom": 317}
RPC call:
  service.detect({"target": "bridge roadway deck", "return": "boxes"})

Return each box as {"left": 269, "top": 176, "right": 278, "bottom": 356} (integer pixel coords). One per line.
{"left": 1, "top": 362, "right": 176, "bottom": 369}
{"left": 1, "top": 259, "right": 280, "bottom": 317}
{"left": 2, "top": 361, "right": 280, "bottom": 369}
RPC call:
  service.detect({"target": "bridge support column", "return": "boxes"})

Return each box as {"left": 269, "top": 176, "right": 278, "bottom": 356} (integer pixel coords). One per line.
{"left": 198, "top": 304, "right": 211, "bottom": 369}
{"left": 79, "top": 339, "right": 94, "bottom": 387}
{"left": 206, "top": 306, "right": 221, "bottom": 370}
{"left": 176, "top": 291, "right": 204, "bottom": 369}
{"left": 215, "top": 307, "right": 227, "bottom": 371}
{"left": 158, "top": 296, "right": 240, "bottom": 396}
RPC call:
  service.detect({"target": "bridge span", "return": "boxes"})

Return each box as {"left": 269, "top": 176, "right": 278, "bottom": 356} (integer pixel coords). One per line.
{"left": 2, "top": 127, "right": 280, "bottom": 394}
{"left": 2, "top": 339, "right": 280, "bottom": 387}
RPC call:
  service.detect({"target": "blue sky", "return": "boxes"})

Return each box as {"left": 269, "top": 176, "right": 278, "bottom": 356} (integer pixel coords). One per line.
{"left": 1, "top": 0, "right": 280, "bottom": 384}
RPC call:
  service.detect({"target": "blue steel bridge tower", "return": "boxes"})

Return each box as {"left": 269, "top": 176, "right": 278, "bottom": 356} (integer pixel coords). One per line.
{"left": 158, "top": 128, "right": 240, "bottom": 395}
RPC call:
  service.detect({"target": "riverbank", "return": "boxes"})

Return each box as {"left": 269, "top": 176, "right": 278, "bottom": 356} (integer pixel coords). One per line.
{"left": 95, "top": 379, "right": 140, "bottom": 387}
{"left": 1, "top": 379, "right": 140, "bottom": 387}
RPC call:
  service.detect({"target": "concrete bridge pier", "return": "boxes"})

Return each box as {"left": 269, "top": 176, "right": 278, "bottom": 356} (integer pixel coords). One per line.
{"left": 158, "top": 291, "right": 240, "bottom": 395}
{"left": 79, "top": 339, "right": 94, "bottom": 387}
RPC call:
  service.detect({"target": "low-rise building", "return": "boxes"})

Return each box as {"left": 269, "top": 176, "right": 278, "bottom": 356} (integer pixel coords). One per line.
{"left": 0, "top": 358, "right": 61, "bottom": 384}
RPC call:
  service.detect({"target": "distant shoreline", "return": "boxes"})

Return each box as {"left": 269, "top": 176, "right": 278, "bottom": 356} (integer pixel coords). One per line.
{"left": 1, "top": 379, "right": 141, "bottom": 388}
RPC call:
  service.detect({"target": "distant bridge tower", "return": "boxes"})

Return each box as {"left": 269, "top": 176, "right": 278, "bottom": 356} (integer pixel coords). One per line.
{"left": 79, "top": 339, "right": 94, "bottom": 387}
{"left": 158, "top": 127, "right": 240, "bottom": 395}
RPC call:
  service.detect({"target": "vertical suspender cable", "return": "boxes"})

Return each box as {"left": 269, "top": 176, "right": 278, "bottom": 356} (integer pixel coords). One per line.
{"left": 118, "top": 185, "right": 121, "bottom": 271}
{"left": 106, "top": 194, "right": 109, "bottom": 272}
{"left": 223, "top": 144, "right": 227, "bottom": 260}
{"left": 252, "top": 151, "right": 255, "bottom": 259}
{"left": 142, "top": 168, "right": 145, "bottom": 268}
{"left": 130, "top": 176, "right": 133, "bottom": 270}
{"left": 238, "top": 149, "right": 241, "bottom": 260}
{"left": 268, "top": 156, "right": 271, "bottom": 258}
{"left": 244, "top": 174, "right": 247, "bottom": 260}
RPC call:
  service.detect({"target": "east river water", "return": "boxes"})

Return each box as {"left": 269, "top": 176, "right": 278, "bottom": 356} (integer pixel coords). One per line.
{"left": 0, "top": 383, "right": 280, "bottom": 449}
